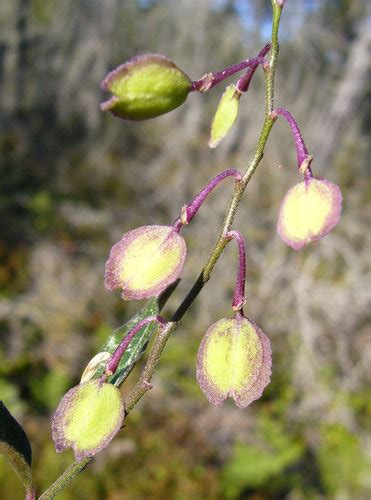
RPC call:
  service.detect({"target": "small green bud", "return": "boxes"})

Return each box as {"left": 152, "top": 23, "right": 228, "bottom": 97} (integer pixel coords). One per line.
{"left": 52, "top": 380, "right": 124, "bottom": 460}
{"left": 100, "top": 54, "right": 192, "bottom": 120}
{"left": 209, "top": 84, "right": 241, "bottom": 148}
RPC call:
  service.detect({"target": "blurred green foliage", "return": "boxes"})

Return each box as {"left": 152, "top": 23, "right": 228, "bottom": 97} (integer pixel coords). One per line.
{"left": 0, "top": 0, "right": 370, "bottom": 498}
{"left": 222, "top": 417, "right": 304, "bottom": 497}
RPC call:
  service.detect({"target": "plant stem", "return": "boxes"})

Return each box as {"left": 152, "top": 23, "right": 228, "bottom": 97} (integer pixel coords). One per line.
{"left": 191, "top": 44, "right": 270, "bottom": 92}
{"left": 267, "top": 0, "right": 281, "bottom": 114}
{"left": 124, "top": 321, "right": 177, "bottom": 412}
{"left": 273, "top": 107, "right": 313, "bottom": 177}
{"left": 39, "top": 3, "right": 284, "bottom": 498}
{"left": 175, "top": 168, "right": 242, "bottom": 228}
{"left": 38, "top": 458, "right": 91, "bottom": 500}
{"left": 124, "top": 0, "right": 283, "bottom": 415}
{"left": 236, "top": 44, "right": 272, "bottom": 93}
{"left": 226, "top": 230, "right": 247, "bottom": 311}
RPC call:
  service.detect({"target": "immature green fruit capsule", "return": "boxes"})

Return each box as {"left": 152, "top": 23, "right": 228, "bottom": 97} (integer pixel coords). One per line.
{"left": 196, "top": 317, "right": 271, "bottom": 408}
{"left": 52, "top": 380, "right": 124, "bottom": 460}
{"left": 209, "top": 84, "right": 241, "bottom": 148}
{"left": 100, "top": 54, "right": 192, "bottom": 120}
{"left": 277, "top": 177, "right": 342, "bottom": 250}
{"left": 105, "top": 225, "right": 187, "bottom": 300}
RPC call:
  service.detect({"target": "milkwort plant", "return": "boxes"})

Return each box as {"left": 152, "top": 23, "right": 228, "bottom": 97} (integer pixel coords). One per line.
{"left": 0, "top": 1, "right": 343, "bottom": 497}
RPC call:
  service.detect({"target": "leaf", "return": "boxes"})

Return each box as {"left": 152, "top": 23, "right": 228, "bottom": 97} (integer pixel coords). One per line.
{"left": 0, "top": 401, "right": 34, "bottom": 499}
{"left": 83, "top": 280, "right": 179, "bottom": 387}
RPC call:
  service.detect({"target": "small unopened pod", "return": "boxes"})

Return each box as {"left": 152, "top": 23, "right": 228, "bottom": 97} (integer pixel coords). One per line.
{"left": 105, "top": 225, "right": 187, "bottom": 300}
{"left": 277, "top": 177, "right": 342, "bottom": 250}
{"left": 209, "top": 84, "right": 241, "bottom": 148}
{"left": 100, "top": 54, "right": 192, "bottom": 120}
{"left": 52, "top": 380, "right": 124, "bottom": 460}
{"left": 196, "top": 317, "right": 271, "bottom": 409}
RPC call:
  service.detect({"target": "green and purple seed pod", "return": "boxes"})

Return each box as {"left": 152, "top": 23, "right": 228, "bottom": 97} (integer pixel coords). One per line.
{"left": 277, "top": 177, "right": 342, "bottom": 250}
{"left": 52, "top": 380, "right": 124, "bottom": 461}
{"left": 100, "top": 54, "right": 192, "bottom": 120}
{"left": 273, "top": 108, "right": 342, "bottom": 249}
{"left": 105, "top": 225, "right": 187, "bottom": 300}
{"left": 196, "top": 316, "right": 271, "bottom": 409}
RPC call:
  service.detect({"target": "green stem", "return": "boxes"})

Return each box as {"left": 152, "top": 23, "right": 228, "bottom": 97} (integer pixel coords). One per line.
{"left": 119, "top": 0, "right": 284, "bottom": 418}
{"left": 38, "top": 458, "right": 91, "bottom": 499}
{"left": 39, "top": 3, "right": 283, "bottom": 498}
{"left": 267, "top": 0, "right": 282, "bottom": 114}
{"left": 124, "top": 321, "right": 177, "bottom": 412}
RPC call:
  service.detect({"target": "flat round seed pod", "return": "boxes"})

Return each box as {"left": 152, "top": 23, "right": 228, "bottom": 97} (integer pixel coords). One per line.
{"left": 277, "top": 177, "right": 342, "bottom": 250}
{"left": 196, "top": 317, "right": 271, "bottom": 409}
{"left": 52, "top": 380, "right": 124, "bottom": 460}
{"left": 105, "top": 225, "right": 187, "bottom": 300}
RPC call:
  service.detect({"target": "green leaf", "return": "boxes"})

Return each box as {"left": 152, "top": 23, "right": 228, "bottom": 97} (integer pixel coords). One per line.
{"left": 82, "top": 280, "right": 179, "bottom": 387}
{"left": 222, "top": 416, "right": 304, "bottom": 496}
{"left": 0, "top": 401, "right": 34, "bottom": 499}
{"left": 103, "top": 298, "right": 159, "bottom": 387}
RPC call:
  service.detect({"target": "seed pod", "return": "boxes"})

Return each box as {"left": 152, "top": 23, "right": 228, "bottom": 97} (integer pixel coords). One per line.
{"left": 52, "top": 380, "right": 124, "bottom": 460}
{"left": 100, "top": 54, "right": 192, "bottom": 120}
{"left": 196, "top": 317, "right": 271, "bottom": 409}
{"left": 209, "top": 84, "right": 241, "bottom": 148}
{"left": 277, "top": 177, "right": 342, "bottom": 250}
{"left": 105, "top": 225, "right": 186, "bottom": 300}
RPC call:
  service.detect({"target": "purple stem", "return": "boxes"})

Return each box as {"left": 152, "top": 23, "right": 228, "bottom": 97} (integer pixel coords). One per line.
{"left": 273, "top": 108, "right": 313, "bottom": 177}
{"left": 225, "top": 230, "right": 246, "bottom": 311}
{"left": 174, "top": 169, "right": 242, "bottom": 229}
{"left": 105, "top": 316, "right": 167, "bottom": 376}
{"left": 191, "top": 43, "right": 271, "bottom": 92}
{"left": 236, "top": 43, "right": 271, "bottom": 93}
